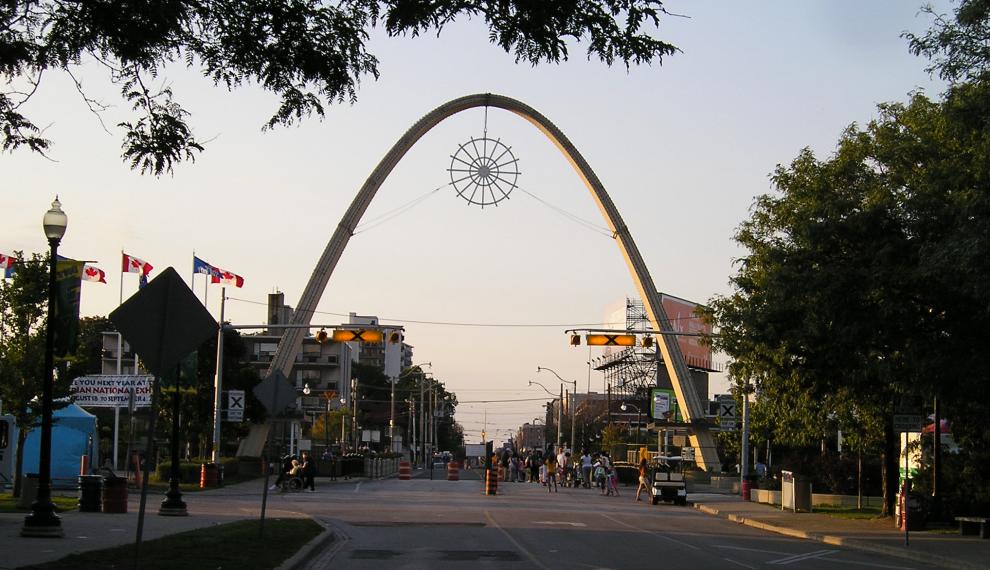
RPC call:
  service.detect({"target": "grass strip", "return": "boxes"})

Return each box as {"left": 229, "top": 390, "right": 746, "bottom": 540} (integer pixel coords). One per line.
{"left": 0, "top": 493, "right": 78, "bottom": 513}
{"left": 810, "top": 504, "right": 883, "bottom": 520}
{"left": 20, "top": 518, "right": 323, "bottom": 570}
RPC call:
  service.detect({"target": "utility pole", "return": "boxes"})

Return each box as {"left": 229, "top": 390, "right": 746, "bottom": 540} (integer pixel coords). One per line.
{"left": 432, "top": 381, "right": 438, "bottom": 456}
{"left": 419, "top": 373, "right": 425, "bottom": 467}
{"left": 351, "top": 377, "right": 358, "bottom": 451}
{"left": 557, "top": 384, "right": 563, "bottom": 449}
{"left": 569, "top": 389, "right": 576, "bottom": 453}
{"left": 741, "top": 384, "right": 751, "bottom": 500}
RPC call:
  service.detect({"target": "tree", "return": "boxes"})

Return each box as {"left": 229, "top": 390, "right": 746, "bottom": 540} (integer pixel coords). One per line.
{"left": 705, "top": 78, "right": 990, "bottom": 515}
{"left": 0, "top": 252, "right": 77, "bottom": 496}
{"left": 905, "top": 0, "right": 990, "bottom": 84}
{"left": 1, "top": 1, "right": 679, "bottom": 175}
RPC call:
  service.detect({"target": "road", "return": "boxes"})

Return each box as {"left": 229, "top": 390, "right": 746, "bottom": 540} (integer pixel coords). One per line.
{"left": 255, "top": 470, "right": 921, "bottom": 570}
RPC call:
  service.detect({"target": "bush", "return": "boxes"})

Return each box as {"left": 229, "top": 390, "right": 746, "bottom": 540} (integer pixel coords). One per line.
{"left": 154, "top": 461, "right": 200, "bottom": 483}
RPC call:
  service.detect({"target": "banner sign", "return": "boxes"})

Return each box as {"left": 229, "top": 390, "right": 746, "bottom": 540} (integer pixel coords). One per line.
{"left": 71, "top": 375, "right": 153, "bottom": 408}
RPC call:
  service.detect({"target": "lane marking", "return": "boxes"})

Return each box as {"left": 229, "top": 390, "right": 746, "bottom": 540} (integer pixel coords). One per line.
{"left": 484, "top": 510, "right": 552, "bottom": 570}
{"left": 601, "top": 513, "right": 700, "bottom": 551}
{"left": 723, "top": 558, "right": 756, "bottom": 569}
{"left": 715, "top": 545, "right": 790, "bottom": 556}
{"left": 353, "top": 482, "right": 362, "bottom": 493}
{"left": 769, "top": 549, "right": 837, "bottom": 565}
{"left": 534, "top": 521, "right": 587, "bottom": 527}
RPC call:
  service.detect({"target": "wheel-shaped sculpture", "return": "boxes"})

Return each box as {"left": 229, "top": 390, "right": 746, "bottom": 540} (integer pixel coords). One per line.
{"left": 448, "top": 137, "right": 520, "bottom": 208}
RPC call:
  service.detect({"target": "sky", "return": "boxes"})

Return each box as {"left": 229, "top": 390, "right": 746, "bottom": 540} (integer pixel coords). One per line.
{"left": 3, "top": 1, "right": 950, "bottom": 445}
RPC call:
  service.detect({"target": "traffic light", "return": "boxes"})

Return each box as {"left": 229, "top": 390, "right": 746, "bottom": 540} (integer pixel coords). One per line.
{"left": 331, "top": 329, "right": 384, "bottom": 343}
{"left": 569, "top": 334, "right": 581, "bottom": 346}
{"left": 642, "top": 336, "right": 654, "bottom": 348}
{"left": 314, "top": 328, "right": 329, "bottom": 344}
{"left": 586, "top": 334, "right": 636, "bottom": 346}
{"left": 388, "top": 331, "right": 402, "bottom": 344}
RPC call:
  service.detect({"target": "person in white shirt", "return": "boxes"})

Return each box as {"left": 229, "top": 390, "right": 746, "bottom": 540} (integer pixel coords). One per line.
{"left": 581, "top": 451, "right": 593, "bottom": 488}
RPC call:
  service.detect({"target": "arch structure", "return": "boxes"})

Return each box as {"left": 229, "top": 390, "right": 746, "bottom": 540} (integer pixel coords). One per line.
{"left": 266, "top": 93, "right": 721, "bottom": 471}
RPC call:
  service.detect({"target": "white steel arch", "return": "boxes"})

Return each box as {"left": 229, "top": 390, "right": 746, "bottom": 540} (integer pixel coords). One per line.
{"left": 266, "top": 93, "right": 720, "bottom": 471}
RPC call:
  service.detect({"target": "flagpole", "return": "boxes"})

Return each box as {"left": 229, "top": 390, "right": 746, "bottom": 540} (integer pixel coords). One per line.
{"left": 191, "top": 250, "right": 197, "bottom": 303}
{"left": 118, "top": 250, "right": 124, "bottom": 306}
{"left": 211, "top": 287, "right": 226, "bottom": 464}
{"left": 115, "top": 250, "right": 124, "bottom": 472}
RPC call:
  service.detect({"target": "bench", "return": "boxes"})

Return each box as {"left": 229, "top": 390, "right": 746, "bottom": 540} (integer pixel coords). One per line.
{"left": 955, "top": 516, "right": 990, "bottom": 539}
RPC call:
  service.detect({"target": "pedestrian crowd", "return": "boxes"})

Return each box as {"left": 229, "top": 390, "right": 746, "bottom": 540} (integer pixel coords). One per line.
{"left": 493, "top": 445, "right": 644, "bottom": 501}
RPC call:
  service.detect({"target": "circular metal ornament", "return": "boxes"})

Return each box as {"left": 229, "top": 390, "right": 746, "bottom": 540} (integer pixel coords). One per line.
{"left": 448, "top": 137, "right": 520, "bottom": 208}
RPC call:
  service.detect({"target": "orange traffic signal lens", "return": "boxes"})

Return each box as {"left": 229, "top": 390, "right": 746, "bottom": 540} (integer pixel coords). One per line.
{"left": 586, "top": 334, "right": 636, "bottom": 346}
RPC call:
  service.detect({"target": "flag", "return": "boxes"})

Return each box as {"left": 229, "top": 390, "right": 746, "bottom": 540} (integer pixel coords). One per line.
{"left": 139, "top": 273, "right": 148, "bottom": 289}
{"left": 82, "top": 264, "right": 107, "bottom": 284}
{"left": 193, "top": 256, "right": 214, "bottom": 276}
{"left": 0, "top": 252, "right": 15, "bottom": 278}
{"left": 54, "top": 258, "right": 83, "bottom": 357}
{"left": 122, "top": 252, "right": 153, "bottom": 276}
{"left": 211, "top": 267, "right": 244, "bottom": 288}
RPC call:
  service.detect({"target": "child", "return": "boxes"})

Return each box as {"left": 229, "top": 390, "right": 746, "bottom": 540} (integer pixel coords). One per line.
{"left": 608, "top": 466, "right": 620, "bottom": 497}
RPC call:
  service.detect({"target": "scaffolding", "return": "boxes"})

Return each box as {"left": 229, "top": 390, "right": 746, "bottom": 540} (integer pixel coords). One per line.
{"left": 593, "top": 298, "right": 721, "bottom": 402}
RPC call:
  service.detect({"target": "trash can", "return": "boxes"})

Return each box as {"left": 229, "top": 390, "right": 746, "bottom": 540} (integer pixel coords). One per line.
{"left": 102, "top": 476, "right": 128, "bottom": 513}
{"left": 781, "top": 470, "right": 812, "bottom": 512}
{"left": 78, "top": 475, "right": 103, "bottom": 512}
{"left": 17, "top": 474, "right": 39, "bottom": 509}
{"left": 200, "top": 463, "right": 218, "bottom": 489}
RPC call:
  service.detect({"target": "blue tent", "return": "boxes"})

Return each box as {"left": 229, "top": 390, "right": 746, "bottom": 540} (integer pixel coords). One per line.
{"left": 22, "top": 403, "right": 99, "bottom": 489}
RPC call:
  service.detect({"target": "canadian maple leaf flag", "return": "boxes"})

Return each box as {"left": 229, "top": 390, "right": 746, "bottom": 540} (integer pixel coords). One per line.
{"left": 122, "top": 252, "right": 153, "bottom": 276}
{"left": 210, "top": 267, "right": 244, "bottom": 288}
{"left": 82, "top": 264, "right": 107, "bottom": 284}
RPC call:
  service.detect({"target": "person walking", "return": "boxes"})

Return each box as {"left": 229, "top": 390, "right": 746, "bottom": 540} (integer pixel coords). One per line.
{"left": 608, "top": 465, "right": 621, "bottom": 497}
{"left": 635, "top": 458, "right": 649, "bottom": 502}
{"left": 581, "top": 450, "right": 593, "bottom": 489}
{"left": 301, "top": 451, "right": 316, "bottom": 492}
{"left": 545, "top": 452, "right": 558, "bottom": 493}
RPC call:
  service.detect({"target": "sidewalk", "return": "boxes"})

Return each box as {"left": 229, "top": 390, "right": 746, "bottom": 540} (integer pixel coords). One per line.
{"left": 690, "top": 491, "right": 989, "bottom": 570}
{"left": 0, "top": 475, "right": 358, "bottom": 569}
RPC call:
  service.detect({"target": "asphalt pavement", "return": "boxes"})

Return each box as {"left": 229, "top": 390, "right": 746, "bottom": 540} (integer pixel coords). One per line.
{"left": 1, "top": 470, "right": 986, "bottom": 569}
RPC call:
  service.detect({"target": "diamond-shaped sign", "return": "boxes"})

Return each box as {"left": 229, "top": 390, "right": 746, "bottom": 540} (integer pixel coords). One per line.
{"left": 253, "top": 369, "right": 297, "bottom": 416}
{"left": 109, "top": 267, "right": 217, "bottom": 377}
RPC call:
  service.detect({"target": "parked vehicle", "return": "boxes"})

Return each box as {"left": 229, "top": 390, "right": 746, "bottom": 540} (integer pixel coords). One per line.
{"left": 650, "top": 456, "right": 688, "bottom": 506}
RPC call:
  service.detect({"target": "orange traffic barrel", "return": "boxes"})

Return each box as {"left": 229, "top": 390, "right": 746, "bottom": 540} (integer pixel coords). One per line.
{"left": 200, "top": 463, "right": 219, "bottom": 489}
{"left": 447, "top": 461, "right": 459, "bottom": 481}
{"left": 102, "top": 477, "right": 128, "bottom": 514}
{"left": 398, "top": 460, "right": 412, "bottom": 480}
{"left": 484, "top": 468, "right": 498, "bottom": 495}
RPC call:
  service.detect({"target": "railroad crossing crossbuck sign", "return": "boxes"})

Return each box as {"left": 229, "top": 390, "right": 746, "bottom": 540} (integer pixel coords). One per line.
{"left": 718, "top": 395, "right": 737, "bottom": 431}
{"left": 228, "top": 390, "right": 244, "bottom": 422}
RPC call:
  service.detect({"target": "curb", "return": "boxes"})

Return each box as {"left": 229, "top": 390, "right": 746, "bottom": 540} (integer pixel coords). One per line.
{"left": 692, "top": 503, "right": 981, "bottom": 570}
{"left": 278, "top": 517, "right": 337, "bottom": 570}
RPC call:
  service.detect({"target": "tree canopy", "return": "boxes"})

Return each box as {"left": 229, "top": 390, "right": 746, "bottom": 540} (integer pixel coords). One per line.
{"left": 1, "top": 0, "right": 679, "bottom": 175}
{"left": 705, "top": 0, "right": 990, "bottom": 514}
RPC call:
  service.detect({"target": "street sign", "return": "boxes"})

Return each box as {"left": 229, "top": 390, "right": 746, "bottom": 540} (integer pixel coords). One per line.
{"left": 586, "top": 334, "right": 636, "bottom": 346}
{"left": 682, "top": 446, "right": 696, "bottom": 462}
{"left": 894, "top": 414, "right": 925, "bottom": 433}
{"left": 227, "top": 390, "right": 245, "bottom": 422}
{"left": 252, "top": 370, "right": 296, "bottom": 416}
{"left": 109, "top": 267, "right": 217, "bottom": 376}
{"left": 717, "top": 395, "right": 737, "bottom": 430}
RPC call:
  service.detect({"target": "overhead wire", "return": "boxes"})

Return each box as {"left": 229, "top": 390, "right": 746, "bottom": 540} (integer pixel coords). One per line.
{"left": 352, "top": 181, "right": 451, "bottom": 235}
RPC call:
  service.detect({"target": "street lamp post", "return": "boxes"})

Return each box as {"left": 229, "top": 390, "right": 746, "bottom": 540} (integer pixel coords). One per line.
{"left": 537, "top": 366, "right": 578, "bottom": 454}
{"left": 529, "top": 380, "right": 559, "bottom": 450}
{"left": 621, "top": 402, "right": 642, "bottom": 445}
{"left": 22, "top": 197, "right": 67, "bottom": 538}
